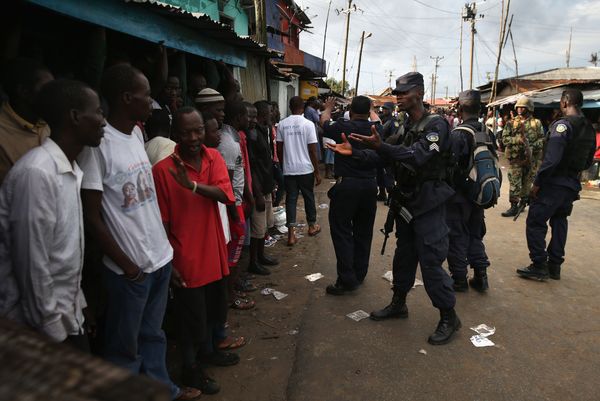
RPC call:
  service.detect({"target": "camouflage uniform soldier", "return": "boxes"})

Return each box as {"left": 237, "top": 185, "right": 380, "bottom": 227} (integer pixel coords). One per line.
{"left": 501, "top": 97, "right": 545, "bottom": 217}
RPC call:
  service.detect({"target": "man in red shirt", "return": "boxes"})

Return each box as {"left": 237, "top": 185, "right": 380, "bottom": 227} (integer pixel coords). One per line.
{"left": 153, "top": 107, "right": 237, "bottom": 395}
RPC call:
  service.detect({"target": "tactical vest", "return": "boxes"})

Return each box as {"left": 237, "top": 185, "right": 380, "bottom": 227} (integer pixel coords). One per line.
{"left": 553, "top": 115, "right": 596, "bottom": 176}
{"left": 392, "top": 114, "right": 449, "bottom": 185}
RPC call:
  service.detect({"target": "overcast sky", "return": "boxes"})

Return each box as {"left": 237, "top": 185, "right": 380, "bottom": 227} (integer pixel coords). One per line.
{"left": 297, "top": 0, "right": 600, "bottom": 98}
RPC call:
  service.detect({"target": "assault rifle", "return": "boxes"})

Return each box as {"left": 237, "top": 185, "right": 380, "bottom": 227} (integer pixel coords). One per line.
{"left": 513, "top": 198, "right": 529, "bottom": 221}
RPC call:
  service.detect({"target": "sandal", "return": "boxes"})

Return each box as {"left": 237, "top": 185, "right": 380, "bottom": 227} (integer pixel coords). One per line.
{"left": 217, "top": 335, "right": 247, "bottom": 350}
{"left": 231, "top": 297, "right": 255, "bottom": 310}
{"left": 308, "top": 224, "right": 321, "bottom": 236}
{"left": 175, "top": 386, "right": 202, "bottom": 400}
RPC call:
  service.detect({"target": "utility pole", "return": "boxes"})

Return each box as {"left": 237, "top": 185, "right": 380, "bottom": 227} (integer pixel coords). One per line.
{"left": 504, "top": 14, "right": 519, "bottom": 78}
{"left": 430, "top": 55, "right": 443, "bottom": 105}
{"left": 459, "top": 9, "right": 464, "bottom": 92}
{"left": 566, "top": 27, "right": 573, "bottom": 68}
{"left": 411, "top": 56, "right": 417, "bottom": 72}
{"left": 463, "top": 3, "right": 483, "bottom": 89}
{"left": 490, "top": 0, "right": 511, "bottom": 104}
{"left": 385, "top": 69, "right": 394, "bottom": 91}
{"left": 337, "top": 0, "right": 361, "bottom": 97}
{"left": 355, "top": 31, "right": 371, "bottom": 95}
{"left": 320, "top": 0, "right": 332, "bottom": 76}
{"left": 430, "top": 73, "right": 435, "bottom": 104}
{"left": 445, "top": 86, "right": 448, "bottom": 99}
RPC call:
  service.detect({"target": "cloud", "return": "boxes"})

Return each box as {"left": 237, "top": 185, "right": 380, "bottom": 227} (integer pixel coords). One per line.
{"left": 298, "top": 0, "right": 600, "bottom": 97}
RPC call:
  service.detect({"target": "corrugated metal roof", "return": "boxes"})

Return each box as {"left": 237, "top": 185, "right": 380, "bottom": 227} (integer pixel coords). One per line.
{"left": 487, "top": 85, "right": 600, "bottom": 108}
{"left": 126, "top": 0, "right": 277, "bottom": 56}
{"left": 517, "top": 67, "right": 600, "bottom": 81}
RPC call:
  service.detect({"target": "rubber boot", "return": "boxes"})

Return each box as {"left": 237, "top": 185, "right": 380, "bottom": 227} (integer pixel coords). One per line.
{"left": 547, "top": 262, "right": 561, "bottom": 280}
{"left": 469, "top": 268, "right": 489, "bottom": 292}
{"left": 428, "top": 308, "right": 462, "bottom": 345}
{"left": 516, "top": 261, "right": 549, "bottom": 281}
{"left": 370, "top": 288, "right": 408, "bottom": 321}
{"left": 248, "top": 238, "right": 270, "bottom": 275}
{"left": 258, "top": 236, "right": 279, "bottom": 266}
{"left": 501, "top": 202, "right": 519, "bottom": 217}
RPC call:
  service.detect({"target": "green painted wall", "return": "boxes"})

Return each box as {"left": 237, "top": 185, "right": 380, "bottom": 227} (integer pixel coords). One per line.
{"left": 161, "top": 0, "right": 249, "bottom": 36}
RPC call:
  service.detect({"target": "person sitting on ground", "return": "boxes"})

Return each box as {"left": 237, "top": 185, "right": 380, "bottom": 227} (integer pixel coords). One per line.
{"left": 0, "top": 58, "right": 54, "bottom": 184}
{"left": 0, "top": 79, "right": 104, "bottom": 351}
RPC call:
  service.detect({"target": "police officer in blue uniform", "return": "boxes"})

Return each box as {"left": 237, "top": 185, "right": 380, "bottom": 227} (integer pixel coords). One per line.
{"left": 327, "top": 72, "right": 460, "bottom": 345}
{"left": 320, "top": 96, "right": 382, "bottom": 295}
{"left": 446, "top": 90, "right": 490, "bottom": 292}
{"left": 377, "top": 102, "right": 399, "bottom": 202}
{"left": 517, "top": 89, "right": 596, "bottom": 281}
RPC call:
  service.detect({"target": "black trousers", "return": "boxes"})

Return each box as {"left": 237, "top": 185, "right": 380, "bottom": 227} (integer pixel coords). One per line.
{"left": 392, "top": 204, "right": 456, "bottom": 310}
{"left": 526, "top": 185, "right": 577, "bottom": 265}
{"left": 173, "top": 279, "right": 228, "bottom": 369}
{"left": 328, "top": 177, "right": 378, "bottom": 288}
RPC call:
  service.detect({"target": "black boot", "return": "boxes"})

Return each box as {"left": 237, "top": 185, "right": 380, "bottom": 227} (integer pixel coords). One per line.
{"left": 428, "top": 308, "right": 461, "bottom": 345}
{"left": 248, "top": 238, "right": 271, "bottom": 275}
{"left": 516, "top": 262, "right": 549, "bottom": 281}
{"left": 469, "top": 269, "right": 489, "bottom": 292}
{"left": 501, "top": 202, "right": 519, "bottom": 217}
{"left": 370, "top": 288, "right": 408, "bottom": 321}
{"left": 548, "top": 262, "right": 561, "bottom": 280}
{"left": 257, "top": 236, "right": 279, "bottom": 266}
{"left": 452, "top": 276, "right": 469, "bottom": 292}
{"left": 248, "top": 261, "right": 270, "bottom": 275}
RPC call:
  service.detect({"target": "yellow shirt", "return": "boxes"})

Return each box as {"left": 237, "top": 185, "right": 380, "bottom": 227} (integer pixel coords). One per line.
{"left": 0, "top": 102, "right": 50, "bottom": 184}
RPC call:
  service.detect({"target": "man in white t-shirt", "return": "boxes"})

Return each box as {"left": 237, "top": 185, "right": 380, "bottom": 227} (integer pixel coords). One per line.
{"left": 77, "top": 65, "right": 200, "bottom": 401}
{"left": 276, "top": 96, "right": 321, "bottom": 246}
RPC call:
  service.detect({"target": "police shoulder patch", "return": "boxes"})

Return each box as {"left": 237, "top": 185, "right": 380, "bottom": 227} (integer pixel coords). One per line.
{"left": 426, "top": 132, "right": 439, "bottom": 142}
{"left": 555, "top": 123, "right": 567, "bottom": 133}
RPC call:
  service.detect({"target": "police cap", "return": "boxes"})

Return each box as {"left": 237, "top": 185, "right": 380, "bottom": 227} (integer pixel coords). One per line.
{"left": 392, "top": 72, "right": 424, "bottom": 95}
{"left": 382, "top": 102, "right": 395, "bottom": 110}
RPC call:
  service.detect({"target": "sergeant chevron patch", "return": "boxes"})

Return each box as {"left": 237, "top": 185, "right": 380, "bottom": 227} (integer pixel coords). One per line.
{"left": 429, "top": 143, "right": 440, "bottom": 152}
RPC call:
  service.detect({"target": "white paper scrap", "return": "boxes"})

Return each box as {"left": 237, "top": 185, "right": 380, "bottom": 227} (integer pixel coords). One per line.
{"left": 346, "top": 310, "right": 370, "bottom": 322}
{"left": 470, "top": 335, "right": 495, "bottom": 347}
{"left": 418, "top": 349, "right": 428, "bottom": 355}
{"left": 272, "top": 290, "right": 288, "bottom": 300}
{"left": 413, "top": 278, "right": 424, "bottom": 288}
{"left": 382, "top": 271, "right": 393, "bottom": 283}
{"left": 261, "top": 288, "right": 275, "bottom": 296}
{"left": 470, "top": 324, "right": 496, "bottom": 337}
{"left": 305, "top": 273, "right": 324, "bottom": 282}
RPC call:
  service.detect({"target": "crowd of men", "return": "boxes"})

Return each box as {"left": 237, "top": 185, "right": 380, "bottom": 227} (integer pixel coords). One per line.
{"left": 0, "top": 56, "right": 596, "bottom": 400}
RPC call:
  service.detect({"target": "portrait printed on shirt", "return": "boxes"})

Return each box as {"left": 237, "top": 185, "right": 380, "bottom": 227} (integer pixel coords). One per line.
{"left": 115, "top": 162, "right": 156, "bottom": 212}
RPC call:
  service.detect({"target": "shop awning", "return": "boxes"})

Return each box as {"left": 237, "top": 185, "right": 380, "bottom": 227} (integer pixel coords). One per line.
{"left": 487, "top": 85, "right": 600, "bottom": 109}
{"left": 27, "top": 0, "right": 274, "bottom": 68}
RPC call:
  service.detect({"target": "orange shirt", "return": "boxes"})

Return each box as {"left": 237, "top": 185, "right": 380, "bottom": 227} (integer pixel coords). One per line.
{"left": 0, "top": 102, "right": 50, "bottom": 184}
{"left": 153, "top": 146, "right": 235, "bottom": 288}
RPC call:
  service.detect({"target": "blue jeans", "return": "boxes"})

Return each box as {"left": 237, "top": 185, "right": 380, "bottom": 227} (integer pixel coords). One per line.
{"left": 284, "top": 173, "right": 317, "bottom": 227}
{"left": 103, "top": 263, "right": 179, "bottom": 399}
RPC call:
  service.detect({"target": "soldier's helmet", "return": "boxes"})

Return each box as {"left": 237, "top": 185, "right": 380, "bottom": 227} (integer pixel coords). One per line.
{"left": 515, "top": 96, "right": 534, "bottom": 112}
